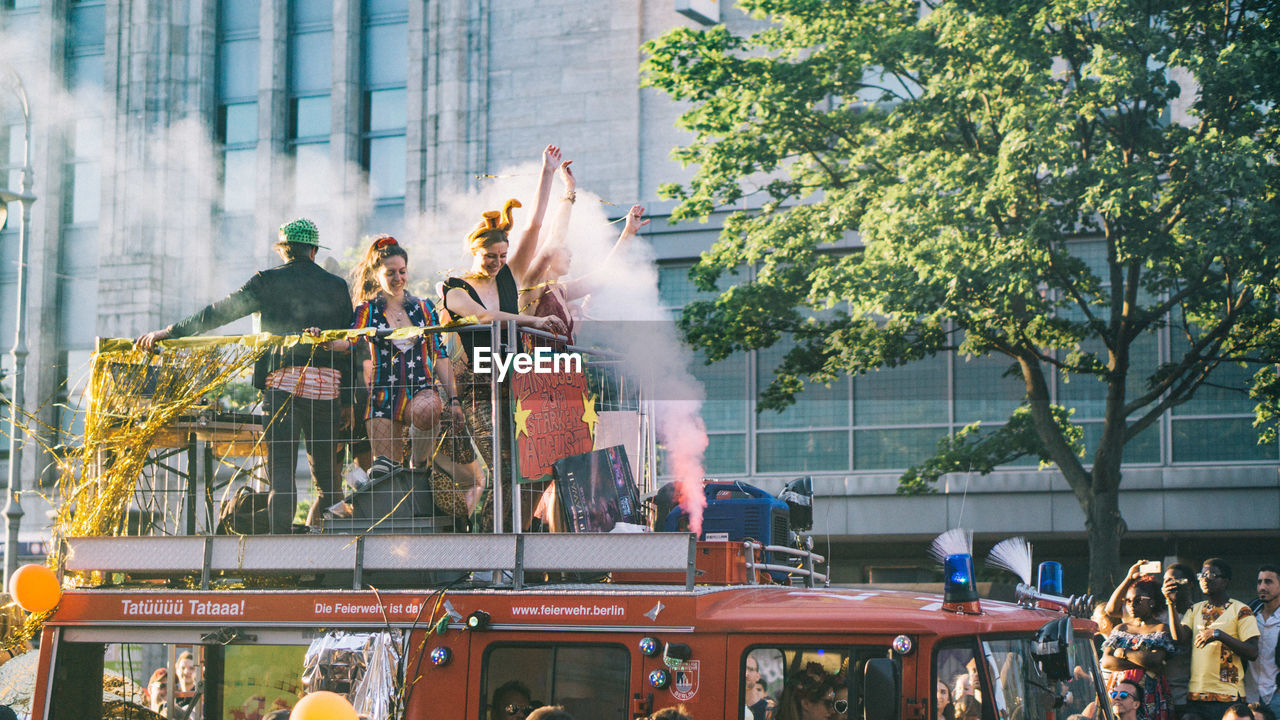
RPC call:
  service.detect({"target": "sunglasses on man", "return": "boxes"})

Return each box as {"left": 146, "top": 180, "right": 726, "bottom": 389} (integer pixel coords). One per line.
{"left": 1110, "top": 690, "right": 1134, "bottom": 700}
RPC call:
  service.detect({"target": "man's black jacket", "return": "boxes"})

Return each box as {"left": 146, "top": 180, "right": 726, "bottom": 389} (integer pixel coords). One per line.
{"left": 167, "top": 259, "right": 354, "bottom": 395}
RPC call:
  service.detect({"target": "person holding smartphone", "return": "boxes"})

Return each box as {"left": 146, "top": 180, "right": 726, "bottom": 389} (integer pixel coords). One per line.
{"left": 1179, "top": 559, "right": 1260, "bottom": 720}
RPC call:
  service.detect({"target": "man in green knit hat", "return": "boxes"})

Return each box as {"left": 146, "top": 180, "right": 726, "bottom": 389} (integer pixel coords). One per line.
{"left": 138, "top": 218, "right": 354, "bottom": 533}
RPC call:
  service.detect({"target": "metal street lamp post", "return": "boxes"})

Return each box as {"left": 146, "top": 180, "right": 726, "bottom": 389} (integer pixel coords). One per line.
{"left": 1, "top": 66, "right": 36, "bottom": 587}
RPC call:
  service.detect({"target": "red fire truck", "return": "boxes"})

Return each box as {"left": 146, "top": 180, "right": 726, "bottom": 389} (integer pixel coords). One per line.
{"left": 28, "top": 533, "right": 1108, "bottom": 720}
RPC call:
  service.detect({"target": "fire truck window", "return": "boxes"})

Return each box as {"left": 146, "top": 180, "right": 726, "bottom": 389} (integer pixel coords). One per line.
{"left": 935, "top": 644, "right": 986, "bottom": 720}
{"left": 483, "top": 644, "right": 629, "bottom": 720}
{"left": 745, "top": 645, "right": 889, "bottom": 720}
{"left": 981, "top": 637, "right": 1106, "bottom": 720}
{"left": 46, "top": 632, "right": 406, "bottom": 720}
{"left": 48, "top": 640, "right": 214, "bottom": 720}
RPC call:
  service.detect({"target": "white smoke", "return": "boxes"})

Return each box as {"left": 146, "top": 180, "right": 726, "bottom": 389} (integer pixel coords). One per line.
{"left": 1, "top": 15, "right": 710, "bottom": 530}
{"left": 403, "top": 165, "right": 709, "bottom": 533}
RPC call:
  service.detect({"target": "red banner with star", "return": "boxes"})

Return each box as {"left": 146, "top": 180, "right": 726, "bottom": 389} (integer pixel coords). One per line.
{"left": 511, "top": 369, "right": 596, "bottom": 481}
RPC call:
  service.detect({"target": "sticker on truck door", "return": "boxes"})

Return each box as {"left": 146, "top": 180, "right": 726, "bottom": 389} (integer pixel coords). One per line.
{"left": 670, "top": 660, "right": 699, "bottom": 701}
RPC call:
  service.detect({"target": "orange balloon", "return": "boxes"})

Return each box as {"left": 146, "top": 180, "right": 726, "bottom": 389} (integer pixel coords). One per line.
{"left": 8, "top": 564, "right": 61, "bottom": 613}
{"left": 292, "top": 691, "right": 357, "bottom": 720}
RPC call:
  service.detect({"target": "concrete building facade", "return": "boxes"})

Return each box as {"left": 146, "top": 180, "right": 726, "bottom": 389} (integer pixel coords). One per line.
{"left": 0, "top": 0, "right": 1275, "bottom": 589}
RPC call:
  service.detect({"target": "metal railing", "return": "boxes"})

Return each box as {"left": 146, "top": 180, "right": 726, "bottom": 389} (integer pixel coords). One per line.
{"left": 61, "top": 532, "right": 699, "bottom": 591}
{"left": 72, "top": 321, "right": 655, "bottom": 540}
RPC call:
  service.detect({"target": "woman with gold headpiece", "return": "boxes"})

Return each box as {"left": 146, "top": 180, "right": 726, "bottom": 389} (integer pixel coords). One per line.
{"left": 440, "top": 145, "right": 567, "bottom": 529}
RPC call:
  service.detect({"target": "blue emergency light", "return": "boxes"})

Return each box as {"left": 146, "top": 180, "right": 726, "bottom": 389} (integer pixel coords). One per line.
{"left": 1038, "top": 561, "right": 1063, "bottom": 595}
{"left": 943, "top": 553, "right": 980, "bottom": 604}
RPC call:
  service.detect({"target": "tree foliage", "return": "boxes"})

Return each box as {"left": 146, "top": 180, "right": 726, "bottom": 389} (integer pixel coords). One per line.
{"left": 643, "top": 0, "right": 1280, "bottom": 591}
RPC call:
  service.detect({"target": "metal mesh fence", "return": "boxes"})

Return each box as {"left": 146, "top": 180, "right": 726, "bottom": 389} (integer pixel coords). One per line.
{"left": 59, "top": 323, "right": 654, "bottom": 540}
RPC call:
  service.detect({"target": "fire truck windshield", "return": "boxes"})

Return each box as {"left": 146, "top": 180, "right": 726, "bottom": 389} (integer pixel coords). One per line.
{"left": 980, "top": 636, "right": 1110, "bottom": 720}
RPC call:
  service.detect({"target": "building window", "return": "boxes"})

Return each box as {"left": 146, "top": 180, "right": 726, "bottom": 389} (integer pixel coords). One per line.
{"left": 658, "top": 262, "right": 749, "bottom": 476}
{"left": 66, "top": 0, "right": 105, "bottom": 92}
{"left": 64, "top": 0, "right": 104, "bottom": 225}
{"left": 217, "top": 0, "right": 259, "bottom": 214}
{"left": 288, "top": 0, "right": 332, "bottom": 209}
{"left": 360, "top": 0, "right": 407, "bottom": 234}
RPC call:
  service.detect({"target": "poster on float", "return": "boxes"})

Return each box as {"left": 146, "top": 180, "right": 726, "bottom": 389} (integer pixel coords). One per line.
{"left": 511, "top": 368, "right": 594, "bottom": 481}
{"left": 552, "top": 446, "right": 641, "bottom": 532}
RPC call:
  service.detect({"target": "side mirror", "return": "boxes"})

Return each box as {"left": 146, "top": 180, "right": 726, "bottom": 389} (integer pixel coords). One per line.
{"left": 863, "top": 657, "right": 901, "bottom": 720}
{"left": 1031, "top": 616, "right": 1075, "bottom": 681}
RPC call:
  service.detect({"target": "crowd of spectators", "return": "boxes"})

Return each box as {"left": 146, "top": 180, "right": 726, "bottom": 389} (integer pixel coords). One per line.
{"left": 1092, "top": 559, "right": 1279, "bottom": 720}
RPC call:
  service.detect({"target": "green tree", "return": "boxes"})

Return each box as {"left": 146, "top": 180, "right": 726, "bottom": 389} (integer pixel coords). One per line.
{"left": 643, "top": 0, "right": 1280, "bottom": 592}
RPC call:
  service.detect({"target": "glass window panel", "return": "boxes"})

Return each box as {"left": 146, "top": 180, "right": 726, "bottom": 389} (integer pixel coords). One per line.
{"left": 1172, "top": 418, "right": 1275, "bottom": 463}
{"left": 954, "top": 352, "right": 1024, "bottom": 423}
{"left": 218, "top": 39, "right": 259, "bottom": 100}
{"left": 219, "top": 0, "right": 260, "bottom": 34}
{"left": 290, "top": 0, "right": 332, "bottom": 26}
{"left": 757, "top": 431, "right": 848, "bottom": 473}
{"left": 1077, "top": 420, "right": 1160, "bottom": 465}
{"left": 72, "top": 117, "right": 101, "bottom": 159}
{"left": 366, "top": 134, "right": 405, "bottom": 199}
{"left": 289, "top": 30, "right": 332, "bottom": 93}
{"left": 1172, "top": 361, "right": 1258, "bottom": 417}
{"left": 68, "top": 54, "right": 104, "bottom": 90}
{"left": 292, "top": 142, "right": 330, "bottom": 207}
{"left": 58, "top": 275, "right": 98, "bottom": 347}
{"left": 364, "top": 0, "right": 408, "bottom": 17}
{"left": 657, "top": 263, "right": 739, "bottom": 309}
{"left": 1125, "top": 329, "right": 1161, "bottom": 411}
{"left": 60, "top": 223, "right": 98, "bottom": 274}
{"left": 1056, "top": 367, "right": 1106, "bottom": 419}
{"left": 1069, "top": 238, "right": 1108, "bottom": 281}
{"left": 221, "top": 102, "right": 257, "bottom": 145}
{"left": 292, "top": 95, "right": 330, "bottom": 139}
{"left": 0, "top": 221, "right": 16, "bottom": 280}
{"left": 854, "top": 427, "right": 946, "bottom": 470}
{"left": 691, "top": 350, "right": 746, "bottom": 433}
{"left": 363, "top": 201, "right": 404, "bottom": 239}
{"left": 3, "top": 123, "right": 20, "bottom": 164}
{"left": 59, "top": 350, "right": 94, "bottom": 438}
{"left": 222, "top": 149, "right": 256, "bottom": 213}
{"left": 853, "top": 353, "right": 947, "bottom": 426}
{"left": 704, "top": 433, "right": 746, "bottom": 475}
{"left": 12, "top": 0, "right": 40, "bottom": 9}
{"left": 362, "top": 22, "right": 407, "bottom": 86}
{"left": 1063, "top": 329, "right": 1162, "bottom": 420}
{"left": 756, "top": 342, "right": 849, "bottom": 430}
{"left": 68, "top": 161, "right": 100, "bottom": 224}
{"left": 366, "top": 88, "right": 407, "bottom": 132}
{"left": 68, "top": 3, "right": 105, "bottom": 47}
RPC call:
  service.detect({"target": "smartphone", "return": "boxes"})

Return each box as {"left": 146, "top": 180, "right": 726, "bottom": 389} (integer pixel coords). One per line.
{"left": 1139, "top": 560, "right": 1162, "bottom": 575}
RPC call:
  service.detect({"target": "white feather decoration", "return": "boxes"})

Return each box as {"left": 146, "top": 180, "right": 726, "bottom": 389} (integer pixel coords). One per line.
{"left": 929, "top": 528, "right": 973, "bottom": 564}
{"left": 986, "top": 536, "right": 1033, "bottom": 586}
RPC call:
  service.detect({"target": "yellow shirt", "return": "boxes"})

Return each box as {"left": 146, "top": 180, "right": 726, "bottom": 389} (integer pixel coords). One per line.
{"left": 1182, "top": 599, "right": 1261, "bottom": 701}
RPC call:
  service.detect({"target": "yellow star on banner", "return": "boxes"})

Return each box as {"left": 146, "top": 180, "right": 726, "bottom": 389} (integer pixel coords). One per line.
{"left": 514, "top": 395, "right": 532, "bottom": 438}
{"left": 581, "top": 392, "right": 599, "bottom": 437}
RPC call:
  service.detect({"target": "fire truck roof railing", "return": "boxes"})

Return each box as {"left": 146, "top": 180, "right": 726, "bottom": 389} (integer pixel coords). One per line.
{"left": 62, "top": 532, "right": 699, "bottom": 591}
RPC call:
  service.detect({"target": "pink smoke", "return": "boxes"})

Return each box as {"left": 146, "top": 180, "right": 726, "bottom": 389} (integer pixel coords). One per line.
{"left": 659, "top": 401, "right": 708, "bottom": 535}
